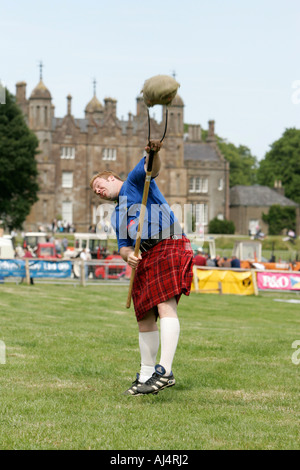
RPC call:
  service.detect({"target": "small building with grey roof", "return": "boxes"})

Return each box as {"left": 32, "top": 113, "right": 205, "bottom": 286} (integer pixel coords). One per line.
{"left": 230, "top": 184, "right": 300, "bottom": 235}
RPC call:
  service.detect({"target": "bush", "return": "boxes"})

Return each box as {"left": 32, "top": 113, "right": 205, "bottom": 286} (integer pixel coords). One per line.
{"left": 262, "top": 205, "right": 296, "bottom": 235}
{"left": 208, "top": 217, "right": 235, "bottom": 234}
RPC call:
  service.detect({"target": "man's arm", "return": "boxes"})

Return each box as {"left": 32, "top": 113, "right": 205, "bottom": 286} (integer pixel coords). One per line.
{"left": 144, "top": 140, "right": 162, "bottom": 177}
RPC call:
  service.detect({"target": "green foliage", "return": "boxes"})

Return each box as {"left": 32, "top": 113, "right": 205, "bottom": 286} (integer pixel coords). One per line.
{"left": 262, "top": 205, "right": 296, "bottom": 235}
{"left": 208, "top": 217, "right": 235, "bottom": 234}
{"left": 0, "top": 89, "right": 39, "bottom": 230}
{"left": 257, "top": 128, "right": 300, "bottom": 204}
{"left": 218, "top": 140, "right": 258, "bottom": 187}
{"left": 200, "top": 128, "right": 258, "bottom": 187}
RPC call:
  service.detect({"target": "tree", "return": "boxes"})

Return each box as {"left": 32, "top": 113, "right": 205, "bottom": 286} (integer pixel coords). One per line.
{"left": 262, "top": 205, "right": 296, "bottom": 235}
{"left": 217, "top": 141, "right": 258, "bottom": 187}
{"left": 200, "top": 128, "right": 258, "bottom": 187}
{"left": 257, "top": 128, "right": 300, "bottom": 204}
{"left": 0, "top": 89, "right": 39, "bottom": 230}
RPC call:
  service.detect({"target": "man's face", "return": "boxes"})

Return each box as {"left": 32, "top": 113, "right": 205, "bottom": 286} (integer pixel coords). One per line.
{"left": 92, "top": 176, "right": 120, "bottom": 201}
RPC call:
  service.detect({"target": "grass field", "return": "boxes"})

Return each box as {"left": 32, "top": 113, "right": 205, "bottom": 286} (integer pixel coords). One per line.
{"left": 0, "top": 283, "right": 299, "bottom": 450}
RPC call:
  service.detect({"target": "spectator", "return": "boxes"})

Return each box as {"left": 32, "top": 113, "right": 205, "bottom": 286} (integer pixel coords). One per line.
{"left": 80, "top": 248, "right": 91, "bottom": 278}
{"left": 221, "top": 257, "right": 232, "bottom": 268}
{"left": 62, "top": 237, "right": 68, "bottom": 252}
{"left": 52, "top": 218, "right": 57, "bottom": 233}
{"left": 231, "top": 256, "right": 241, "bottom": 268}
{"left": 55, "top": 239, "right": 62, "bottom": 255}
{"left": 287, "top": 229, "right": 296, "bottom": 244}
{"left": 193, "top": 248, "right": 207, "bottom": 266}
{"left": 206, "top": 255, "right": 216, "bottom": 267}
{"left": 214, "top": 255, "right": 221, "bottom": 267}
{"left": 15, "top": 244, "right": 24, "bottom": 258}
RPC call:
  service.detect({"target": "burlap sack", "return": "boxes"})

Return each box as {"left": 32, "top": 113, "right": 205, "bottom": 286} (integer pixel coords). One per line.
{"left": 141, "top": 75, "right": 180, "bottom": 107}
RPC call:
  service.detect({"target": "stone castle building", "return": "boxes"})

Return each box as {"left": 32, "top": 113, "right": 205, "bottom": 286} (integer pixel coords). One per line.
{"left": 15, "top": 75, "right": 230, "bottom": 234}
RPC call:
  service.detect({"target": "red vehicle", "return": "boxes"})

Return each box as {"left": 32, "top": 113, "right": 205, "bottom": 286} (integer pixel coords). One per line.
{"left": 94, "top": 254, "right": 131, "bottom": 280}
{"left": 36, "top": 243, "right": 62, "bottom": 259}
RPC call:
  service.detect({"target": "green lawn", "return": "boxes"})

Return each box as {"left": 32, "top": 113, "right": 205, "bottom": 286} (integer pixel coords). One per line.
{"left": 0, "top": 283, "right": 299, "bottom": 450}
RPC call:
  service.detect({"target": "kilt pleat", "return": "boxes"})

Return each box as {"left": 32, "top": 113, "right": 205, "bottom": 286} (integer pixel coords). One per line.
{"left": 132, "top": 236, "right": 194, "bottom": 321}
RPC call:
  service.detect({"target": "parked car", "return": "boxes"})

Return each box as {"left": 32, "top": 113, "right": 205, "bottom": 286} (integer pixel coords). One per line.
{"left": 94, "top": 254, "right": 129, "bottom": 280}
{"left": 36, "top": 243, "right": 62, "bottom": 259}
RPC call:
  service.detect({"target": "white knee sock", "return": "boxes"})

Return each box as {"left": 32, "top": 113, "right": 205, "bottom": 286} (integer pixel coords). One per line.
{"left": 139, "top": 331, "right": 160, "bottom": 383}
{"left": 159, "top": 317, "right": 180, "bottom": 376}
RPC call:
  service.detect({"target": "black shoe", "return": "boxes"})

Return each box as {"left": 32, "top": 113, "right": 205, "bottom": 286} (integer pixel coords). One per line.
{"left": 136, "top": 364, "right": 176, "bottom": 395}
{"left": 123, "top": 373, "right": 143, "bottom": 396}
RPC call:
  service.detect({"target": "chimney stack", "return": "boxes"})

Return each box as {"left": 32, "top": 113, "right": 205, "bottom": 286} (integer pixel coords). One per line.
{"left": 16, "top": 82, "right": 27, "bottom": 103}
{"left": 207, "top": 120, "right": 216, "bottom": 142}
{"left": 67, "top": 94, "right": 72, "bottom": 115}
{"left": 273, "top": 180, "right": 285, "bottom": 196}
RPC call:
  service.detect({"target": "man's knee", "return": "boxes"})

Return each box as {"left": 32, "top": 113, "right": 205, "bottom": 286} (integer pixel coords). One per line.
{"left": 138, "top": 309, "right": 158, "bottom": 332}
{"left": 157, "top": 297, "right": 178, "bottom": 319}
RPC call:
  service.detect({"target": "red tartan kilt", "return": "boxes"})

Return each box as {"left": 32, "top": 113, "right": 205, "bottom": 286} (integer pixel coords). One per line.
{"left": 132, "top": 235, "right": 194, "bottom": 321}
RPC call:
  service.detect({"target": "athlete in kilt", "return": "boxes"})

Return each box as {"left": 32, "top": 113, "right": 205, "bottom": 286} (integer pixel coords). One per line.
{"left": 90, "top": 140, "right": 194, "bottom": 395}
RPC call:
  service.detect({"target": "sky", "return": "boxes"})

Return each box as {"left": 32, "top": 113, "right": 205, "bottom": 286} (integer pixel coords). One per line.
{"left": 1, "top": 0, "right": 300, "bottom": 160}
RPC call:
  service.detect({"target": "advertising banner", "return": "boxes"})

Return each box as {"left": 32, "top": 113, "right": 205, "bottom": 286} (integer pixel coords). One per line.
{"left": 0, "top": 259, "right": 25, "bottom": 277}
{"left": 192, "top": 269, "right": 255, "bottom": 295}
{"left": 257, "top": 272, "right": 300, "bottom": 291}
{"left": 0, "top": 259, "right": 72, "bottom": 278}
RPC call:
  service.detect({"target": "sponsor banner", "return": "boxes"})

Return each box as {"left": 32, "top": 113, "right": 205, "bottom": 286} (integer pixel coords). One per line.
{"left": 0, "top": 259, "right": 72, "bottom": 278}
{"left": 28, "top": 260, "right": 72, "bottom": 278}
{"left": 257, "top": 272, "right": 300, "bottom": 291}
{"left": 0, "top": 259, "right": 25, "bottom": 277}
{"left": 192, "top": 269, "right": 255, "bottom": 295}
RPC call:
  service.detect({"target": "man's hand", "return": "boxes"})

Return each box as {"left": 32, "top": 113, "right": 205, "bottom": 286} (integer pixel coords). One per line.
{"left": 127, "top": 251, "right": 142, "bottom": 269}
{"left": 145, "top": 139, "right": 162, "bottom": 176}
{"left": 145, "top": 139, "right": 162, "bottom": 154}
{"left": 120, "top": 247, "right": 142, "bottom": 269}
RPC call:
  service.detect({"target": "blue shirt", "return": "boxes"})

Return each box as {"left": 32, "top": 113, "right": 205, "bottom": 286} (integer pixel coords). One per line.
{"left": 112, "top": 157, "right": 176, "bottom": 250}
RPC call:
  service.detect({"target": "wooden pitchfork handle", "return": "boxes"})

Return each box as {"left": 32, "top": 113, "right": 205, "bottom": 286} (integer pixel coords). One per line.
{"left": 125, "top": 149, "right": 155, "bottom": 308}
{"left": 126, "top": 109, "right": 168, "bottom": 309}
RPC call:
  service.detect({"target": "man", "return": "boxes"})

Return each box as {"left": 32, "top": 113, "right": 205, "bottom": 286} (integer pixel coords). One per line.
{"left": 231, "top": 255, "right": 241, "bottom": 268}
{"left": 193, "top": 248, "right": 207, "bottom": 266}
{"left": 80, "top": 247, "right": 91, "bottom": 279}
{"left": 90, "top": 140, "right": 194, "bottom": 396}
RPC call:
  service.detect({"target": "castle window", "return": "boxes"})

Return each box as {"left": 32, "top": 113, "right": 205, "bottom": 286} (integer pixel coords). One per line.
{"left": 62, "top": 201, "right": 73, "bottom": 224}
{"left": 176, "top": 174, "right": 180, "bottom": 193}
{"left": 103, "top": 148, "right": 117, "bottom": 161}
{"left": 43, "top": 200, "right": 47, "bottom": 222}
{"left": 36, "top": 106, "right": 40, "bottom": 123}
{"left": 218, "top": 178, "right": 224, "bottom": 191}
{"left": 62, "top": 171, "right": 73, "bottom": 188}
{"left": 43, "top": 170, "right": 47, "bottom": 186}
{"left": 61, "top": 147, "right": 75, "bottom": 159}
{"left": 195, "top": 203, "right": 208, "bottom": 226}
{"left": 178, "top": 113, "right": 181, "bottom": 132}
{"left": 189, "top": 177, "right": 208, "bottom": 193}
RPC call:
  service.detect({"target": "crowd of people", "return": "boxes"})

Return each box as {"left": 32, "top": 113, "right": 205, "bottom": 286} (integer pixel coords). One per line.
{"left": 193, "top": 248, "right": 241, "bottom": 268}
{"left": 51, "top": 219, "right": 76, "bottom": 234}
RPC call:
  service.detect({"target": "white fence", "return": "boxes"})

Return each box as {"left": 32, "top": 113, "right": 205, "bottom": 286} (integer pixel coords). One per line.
{"left": 0, "top": 258, "right": 130, "bottom": 286}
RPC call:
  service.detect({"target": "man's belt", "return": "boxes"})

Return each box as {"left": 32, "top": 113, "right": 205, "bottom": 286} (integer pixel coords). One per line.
{"left": 140, "top": 222, "right": 183, "bottom": 253}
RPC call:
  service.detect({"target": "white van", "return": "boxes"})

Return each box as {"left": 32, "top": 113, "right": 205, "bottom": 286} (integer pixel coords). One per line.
{"left": 23, "top": 232, "right": 47, "bottom": 249}
{"left": 0, "top": 236, "right": 15, "bottom": 259}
